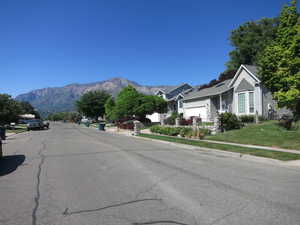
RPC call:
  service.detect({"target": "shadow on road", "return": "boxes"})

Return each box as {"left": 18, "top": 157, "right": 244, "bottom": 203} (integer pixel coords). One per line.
{"left": 0, "top": 155, "right": 25, "bottom": 176}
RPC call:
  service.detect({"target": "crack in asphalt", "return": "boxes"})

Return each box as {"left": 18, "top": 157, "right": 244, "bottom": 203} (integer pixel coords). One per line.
{"left": 62, "top": 198, "right": 162, "bottom": 216}
{"left": 135, "top": 172, "right": 178, "bottom": 199}
{"left": 132, "top": 220, "right": 190, "bottom": 225}
{"left": 32, "top": 140, "right": 46, "bottom": 225}
{"left": 209, "top": 203, "right": 250, "bottom": 225}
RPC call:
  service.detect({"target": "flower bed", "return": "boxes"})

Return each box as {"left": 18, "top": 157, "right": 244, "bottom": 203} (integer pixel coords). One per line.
{"left": 150, "top": 125, "right": 211, "bottom": 139}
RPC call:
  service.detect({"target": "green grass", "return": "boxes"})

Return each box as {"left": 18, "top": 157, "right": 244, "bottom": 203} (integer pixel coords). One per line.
{"left": 206, "top": 121, "right": 300, "bottom": 150}
{"left": 139, "top": 133, "right": 300, "bottom": 161}
{"left": 6, "top": 128, "right": 27, "bottom": 134}
{"left": 198, "top": 122, "right": 214, "bottom": 126}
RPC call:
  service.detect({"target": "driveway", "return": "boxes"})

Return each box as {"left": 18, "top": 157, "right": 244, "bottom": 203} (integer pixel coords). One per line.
{"left": 1, "top": 122, "right": 300, "bottom": 225}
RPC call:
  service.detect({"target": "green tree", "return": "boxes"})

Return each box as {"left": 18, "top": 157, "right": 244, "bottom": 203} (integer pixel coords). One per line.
{"left": 259, "top": 0, "right": 300, "bottom": 119}
{"left": 114, "top": 86, "right": 140, "bottom": 119}
{"left": 68, "top": 112, "right": 82, "bottom": 122}
{"left": 226, "top": 17, "right": 278, "bottom": 71}
{"left": 104, "top": 97, "right": 117, "bottom": 121}
{"left": 113, "top": 86, "right": 167, "bottom": 121}
{"left": 135, "top": 95, "right": 167, "bottom": 119}
{"left": 76, "top": 91, "right": 111, "bottom": 120}
{"left": 0, "top": 94, "right": 22, "bottom": 124}
{"left": 19, "top": 101, "right": 40, "bottom": 118}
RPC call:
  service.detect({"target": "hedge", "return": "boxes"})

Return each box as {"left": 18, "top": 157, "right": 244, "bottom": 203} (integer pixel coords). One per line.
{"left": 150, "top": 125, "right": 211, "bottom": 139}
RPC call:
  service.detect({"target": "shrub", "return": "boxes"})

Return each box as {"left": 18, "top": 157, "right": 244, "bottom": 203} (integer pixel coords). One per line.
{"left": 219, "top": 112, "right": 242, "bottom": 131}
{"left": 164, "top": 117, "right": 175, "bottom": 125}
{"left": 199, "top": 128, "right": 211, "bottom": 136}
{"left": 258, "top": 116, "right": 267, "bottom": 121}
{"left": 179, "top": 127, "right": 193, "bottom": 137}
{"left": 150, "top": 125, "right": 211, "bottom": 139}
{"left": 150, "top": 125, "right": 182, "bottom": 136}
{"left": 117, "top": 120, "right": 134, "bottom": 130}
{"left": 140, "top": 117, "right": 152, "bottom": 125}
{"left": 164, "top": 112, "right": 178, "bottom": 125}
{"left": 278, "top": 115, "right": 294, "bottom": 130}
{"left": 239, "top": 115, "right": 255, "bottom": 123}
{"left": 179, "top": 118, "right": 190, "bottom": 126}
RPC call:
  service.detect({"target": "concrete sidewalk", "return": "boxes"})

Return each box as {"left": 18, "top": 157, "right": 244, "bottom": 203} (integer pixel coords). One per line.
{"left": 141, "top": 129, "right": 300, "bottom": 155}
{"left": 200, "top": 139, "right": 300, "bottom": 154}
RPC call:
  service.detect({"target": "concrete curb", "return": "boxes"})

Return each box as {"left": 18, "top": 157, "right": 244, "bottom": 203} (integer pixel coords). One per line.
{"left": 201, "top": 139, "right": 300, "bottom": 154}
{"left": 133, "top": 135, "right": 300, "bottom": 168}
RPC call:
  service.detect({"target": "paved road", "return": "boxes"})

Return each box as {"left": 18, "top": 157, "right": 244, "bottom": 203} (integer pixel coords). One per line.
{"left": 1, "top": 123, "right": 300, "bottom": 225}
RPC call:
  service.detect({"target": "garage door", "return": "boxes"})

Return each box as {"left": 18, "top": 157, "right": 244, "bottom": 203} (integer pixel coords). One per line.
{"left": 184, "top": 106, "right": 207, "bottom": 120}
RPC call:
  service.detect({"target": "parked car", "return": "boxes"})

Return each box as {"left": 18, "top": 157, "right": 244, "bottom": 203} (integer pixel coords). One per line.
{"left": 26, "top": 119, "right": 44, "bottom": 131}
{"left": 43, "top": 121, "right": 50, "bottom": 129}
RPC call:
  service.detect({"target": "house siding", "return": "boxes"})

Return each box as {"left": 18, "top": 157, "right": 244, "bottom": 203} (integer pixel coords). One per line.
{"left": 262, "top": 86, "right": 292, "bottom": 118}
{"left": 232, "top": 69, "right": 262, "bottom": 115}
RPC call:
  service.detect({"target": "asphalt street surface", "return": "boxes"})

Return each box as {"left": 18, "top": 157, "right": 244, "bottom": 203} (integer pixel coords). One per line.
{"left": 0, "top": 122, "right": 300, "bottom": 225}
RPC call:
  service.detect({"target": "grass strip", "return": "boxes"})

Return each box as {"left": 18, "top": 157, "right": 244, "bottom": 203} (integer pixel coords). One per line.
{"left": 139, "top": 133, "right": 300, "bottom": 161}
{"left": 6, "top": 129, "right": 27, "bottom": 134}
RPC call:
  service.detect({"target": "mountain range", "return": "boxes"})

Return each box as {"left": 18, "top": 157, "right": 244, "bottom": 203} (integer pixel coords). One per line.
{"left": 16, "top": 77, "right": 175, "bottom": 115}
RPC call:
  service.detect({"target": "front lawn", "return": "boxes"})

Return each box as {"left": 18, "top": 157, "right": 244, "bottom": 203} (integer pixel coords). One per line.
{"left": 206, "top": 121, "right": 300, "bottom": 150}
{"left": 139, "top": 133, "right": 300, "bottom": 161}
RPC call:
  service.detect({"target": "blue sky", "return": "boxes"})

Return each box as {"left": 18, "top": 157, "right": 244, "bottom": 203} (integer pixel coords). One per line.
{"left": 0, "top": 0, "right": 293, "bottom": 96}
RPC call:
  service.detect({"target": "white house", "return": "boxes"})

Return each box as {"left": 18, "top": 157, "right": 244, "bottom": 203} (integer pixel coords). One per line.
{"left": 181, "top": 65, "right": 289, "bottom": 122}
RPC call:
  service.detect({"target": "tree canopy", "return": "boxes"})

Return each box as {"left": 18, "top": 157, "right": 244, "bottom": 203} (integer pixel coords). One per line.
{"left": 104, "top": 97, "right": 117, "bottom": 121}
{"left": 259, "top": 0, "right": 300, "bottom": 119}
{"left": 0, "top": 94, "right": 22, "bottom": 124}
{"left": 47, "top": 112, "right": 82, "bottom": 122}
{"left": 19, "top": 101, "right": 40, "bottom": 118}
{"left": 226, "top": 17, "right": 279, "bottom": 71}
{"left": 106, "top": 85, "right": 167, "bottom": 121}
{"left": 76, "top": 90, "right": 111, "bottom": 120}
{"left": 114, "top": 86, "right": 140, "bottom": 119}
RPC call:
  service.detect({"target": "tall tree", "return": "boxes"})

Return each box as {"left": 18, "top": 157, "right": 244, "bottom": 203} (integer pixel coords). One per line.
{"left": 104, "top": 97, "right": 117, "bottom": 121}
{"left": 135, "top": 95, "right": 167, "bottom": 119}
{"left": 226, "top": 17, "right": 279, "bottom": 71}
{"left": 259, "top": 0, "right": 300, "bottom": 120}
{"left": 114, "top": 86, "right": 140, "bottom": 119}
{"left": 0, "top": 94, "right": 22, "bottom": 124}
{"left": 76, "top": 91, "right": 111, "bottom": 120}
{"left": 19, "top": 101, "right": 40, "bottom": 118}
{"left": 113, "top": 86, "right": 167, "bottom": 120}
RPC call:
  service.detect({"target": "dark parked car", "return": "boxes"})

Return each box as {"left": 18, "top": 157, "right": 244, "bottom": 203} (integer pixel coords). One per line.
{"left": 26, "top": 119, "right": 44, "bottom": 131}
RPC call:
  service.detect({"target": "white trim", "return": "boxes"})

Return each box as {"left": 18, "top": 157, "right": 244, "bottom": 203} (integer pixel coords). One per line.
{"left": 236, "top": 91, "right": 256, "bottom": 115}
{"left": 248, "top": 91, "right": 255, "bottom": 113}
{"left": 229, "top": 65, "right": 261, "bottom": 88}
{"left": 175, "top": 94, "right": 184, "bottom": 100}
{"left": 155, "top": 90, "right": 166, "bottom": 95}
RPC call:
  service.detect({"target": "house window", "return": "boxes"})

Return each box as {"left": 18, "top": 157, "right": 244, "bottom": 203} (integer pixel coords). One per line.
{"left": 179, "top": 100, "right": 183, "bottom": 108}
{"left": 249, "top": 92, "right": 254, "bottom": 113}
{"left": 238, "top": 93, "right": 246, "bottom": 113}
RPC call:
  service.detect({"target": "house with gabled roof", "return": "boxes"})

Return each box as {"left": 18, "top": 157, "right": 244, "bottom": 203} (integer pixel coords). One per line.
{"left": 181, "top": 64, "right": 289, "bottom": 122}
{"left": 147, "top": 83, "right": 193, "bottom": 122}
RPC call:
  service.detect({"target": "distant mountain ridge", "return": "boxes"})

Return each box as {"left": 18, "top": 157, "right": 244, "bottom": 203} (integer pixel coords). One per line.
{"left": 16, "top": 77, "right": 174, "bottom": 115}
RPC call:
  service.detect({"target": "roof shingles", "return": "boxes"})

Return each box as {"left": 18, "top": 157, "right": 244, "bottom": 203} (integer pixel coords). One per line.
{"left": 183, "top": 79, "right": 232, "bottom": 100}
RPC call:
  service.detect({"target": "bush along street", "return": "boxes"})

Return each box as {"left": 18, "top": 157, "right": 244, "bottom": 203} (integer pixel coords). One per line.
{"left": 150, "top": 125, "right": 211, "bottom": 139}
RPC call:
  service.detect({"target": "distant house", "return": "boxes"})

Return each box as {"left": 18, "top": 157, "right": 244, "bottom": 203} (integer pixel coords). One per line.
{"left": 181, "top": 65, "right": 289, "bottom": 122}
{"left": 147, "top": 83, "right": 193, "bottom": 122}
